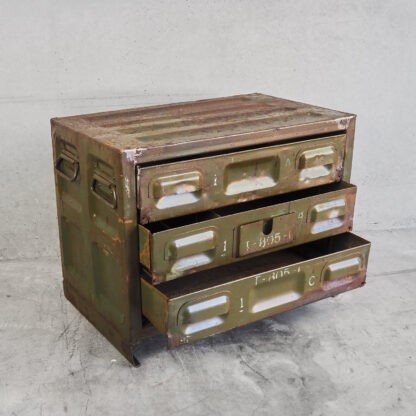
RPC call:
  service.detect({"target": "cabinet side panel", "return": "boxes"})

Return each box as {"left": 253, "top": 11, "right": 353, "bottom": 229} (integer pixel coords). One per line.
{"left": 342, "top": 116, "right": 356, "bottom": 182}
{"left": 51, "top": 120, "right": 142, "bottom": 364}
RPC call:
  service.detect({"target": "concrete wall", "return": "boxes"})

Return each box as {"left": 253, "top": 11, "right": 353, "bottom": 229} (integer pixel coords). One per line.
{"left": 1, "top": 0, "right": 415, "bottom": 260}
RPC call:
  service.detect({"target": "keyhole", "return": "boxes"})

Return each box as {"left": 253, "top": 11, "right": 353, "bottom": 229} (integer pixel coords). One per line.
{"left": 262, "top": 218, "right": 273, "bottom": 235}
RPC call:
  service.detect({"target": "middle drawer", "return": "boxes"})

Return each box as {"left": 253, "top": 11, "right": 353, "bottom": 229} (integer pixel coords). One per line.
{"left": 139, "top": 182, "right": 356, "bottom": 283}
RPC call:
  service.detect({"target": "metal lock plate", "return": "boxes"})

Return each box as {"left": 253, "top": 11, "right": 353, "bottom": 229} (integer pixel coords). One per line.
{"left": 237, "top": 213, "right": 296, "bottom": 257}
{"left": 141, "top": 232, "right": 371, "bottom": 348}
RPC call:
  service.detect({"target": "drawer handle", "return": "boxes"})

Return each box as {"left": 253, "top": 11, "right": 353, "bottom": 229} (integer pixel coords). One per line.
{"left": 297, "top": 146, "right": 336, "bottom": 181}
{"left": 323, "top": 256, "right": 362, "bottom": 281}
{"left": 54, "top": 153, "right": 79, "bottom": 182}
{"left": 152, "top": 171, "right": 202, "bottom": 210}
{"left": 310, "top": 198, "right": 346, "bottom": 234}
{"left": 298, "top": 146, "right": 335, "bottom": 169}
{"left": 166, "top": 230, "right": 216, "bottom": 260}
{"left": 91, "top": 174, "right": 117, "bottom": 209}
{"left": 178, "top": 294, "right": 230, "bottom": 335}
{"left": 224, "top": 156, "right": 279, "bottom": 196}
{"left": 153, "top": 171, "right": 202, "bottom": 198}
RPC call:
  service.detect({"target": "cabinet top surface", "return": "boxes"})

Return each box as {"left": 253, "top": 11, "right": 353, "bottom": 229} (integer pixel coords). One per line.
{"left": 51, "top": 93, "right": 354, "bottom": 162}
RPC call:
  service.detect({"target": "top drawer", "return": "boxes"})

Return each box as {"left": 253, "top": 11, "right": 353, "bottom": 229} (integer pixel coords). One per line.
{"left": 137, "top": 134, "right": 346, "bottom": 223}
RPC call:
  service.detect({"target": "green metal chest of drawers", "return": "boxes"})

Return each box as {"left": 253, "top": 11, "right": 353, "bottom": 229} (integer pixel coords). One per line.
{"left": 51, "top": 93, "right": 370, "bottom": 365}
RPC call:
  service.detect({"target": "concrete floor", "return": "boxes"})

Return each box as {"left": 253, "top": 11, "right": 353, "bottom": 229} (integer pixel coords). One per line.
{"left": 1, "top": 229, "right": 415, "bottom": 416}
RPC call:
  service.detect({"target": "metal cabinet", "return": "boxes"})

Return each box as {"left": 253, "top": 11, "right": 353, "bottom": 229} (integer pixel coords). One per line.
{"left": 51, "top": 93, "right": 369, "bottom": 365}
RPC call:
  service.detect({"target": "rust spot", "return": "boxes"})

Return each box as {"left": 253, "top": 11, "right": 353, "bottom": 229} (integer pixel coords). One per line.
{"left": 118, "top": 218, "right": 134, "bottom": 224}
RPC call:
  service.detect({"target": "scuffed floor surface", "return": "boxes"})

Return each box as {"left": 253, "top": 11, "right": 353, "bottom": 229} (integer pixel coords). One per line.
{"left": 0, "top": 229, "right": 415, "bottom": 416}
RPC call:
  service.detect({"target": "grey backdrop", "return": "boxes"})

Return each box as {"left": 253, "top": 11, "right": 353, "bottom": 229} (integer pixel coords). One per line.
{"left": 1, "top": 0, "right": 415, "bottom": 260}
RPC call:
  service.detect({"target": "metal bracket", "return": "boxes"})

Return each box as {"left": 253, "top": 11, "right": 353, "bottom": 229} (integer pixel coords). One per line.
{"left": 91, "top": 173, "right": 117, "bottom": 209}
{"left": 54, "top": 152, "right": 79, "bottom": 182}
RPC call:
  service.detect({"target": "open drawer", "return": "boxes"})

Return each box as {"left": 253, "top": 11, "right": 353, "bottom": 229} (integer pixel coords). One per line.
{"left": 137, "top": 133, "right": 346, "bottom": 223}
{"left": 139, "top": 182, "right": 356, "bottom": 283}
{"left": 141, "top": 232, "right": 370, "bottom": 348}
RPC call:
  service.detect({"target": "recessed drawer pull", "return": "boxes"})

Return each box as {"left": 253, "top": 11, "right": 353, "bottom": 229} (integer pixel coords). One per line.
{"left": 152, "top": 171, "right": 202, "bottom": 209}
{"left": 323, "top": 256, "right": 362, "bottom": 281}
{"left": 178, "top": 295, "right": 230, "bottom": 335}
{"left": 310, "top": 198, "right": 347, "bottom": 235}
{"left": 298, "top": 146, "right": 335, "bottom": 169}
{"left": 166, "top": 230, "right": 216, "bottom": 260}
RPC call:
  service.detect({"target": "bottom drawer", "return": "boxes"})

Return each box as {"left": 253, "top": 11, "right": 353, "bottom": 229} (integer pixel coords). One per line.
{"left": 141, "top": 232, "right": 370, "bottom": 347}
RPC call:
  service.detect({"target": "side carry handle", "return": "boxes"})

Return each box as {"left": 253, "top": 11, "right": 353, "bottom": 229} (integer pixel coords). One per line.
{"left": 54, "top": 153, "right": 79, "bottom": 182}
{"left": 91, "top": 174, "right": 117, "bottom": 209}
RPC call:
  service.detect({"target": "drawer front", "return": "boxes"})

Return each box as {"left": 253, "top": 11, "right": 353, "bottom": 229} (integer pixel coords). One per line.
{"left": 141, "top": 233, "right": 370, "bottom": 347}
{"left": 137, "top": 134, "right": 346, "bottom": 223}
{"left": 139, "top": 182, "right": 356, "bottom": 283}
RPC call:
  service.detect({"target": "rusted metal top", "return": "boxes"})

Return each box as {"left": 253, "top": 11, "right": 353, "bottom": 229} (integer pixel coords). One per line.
{"left": 51, "top": 93, "right": 355, "bottom": 163}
